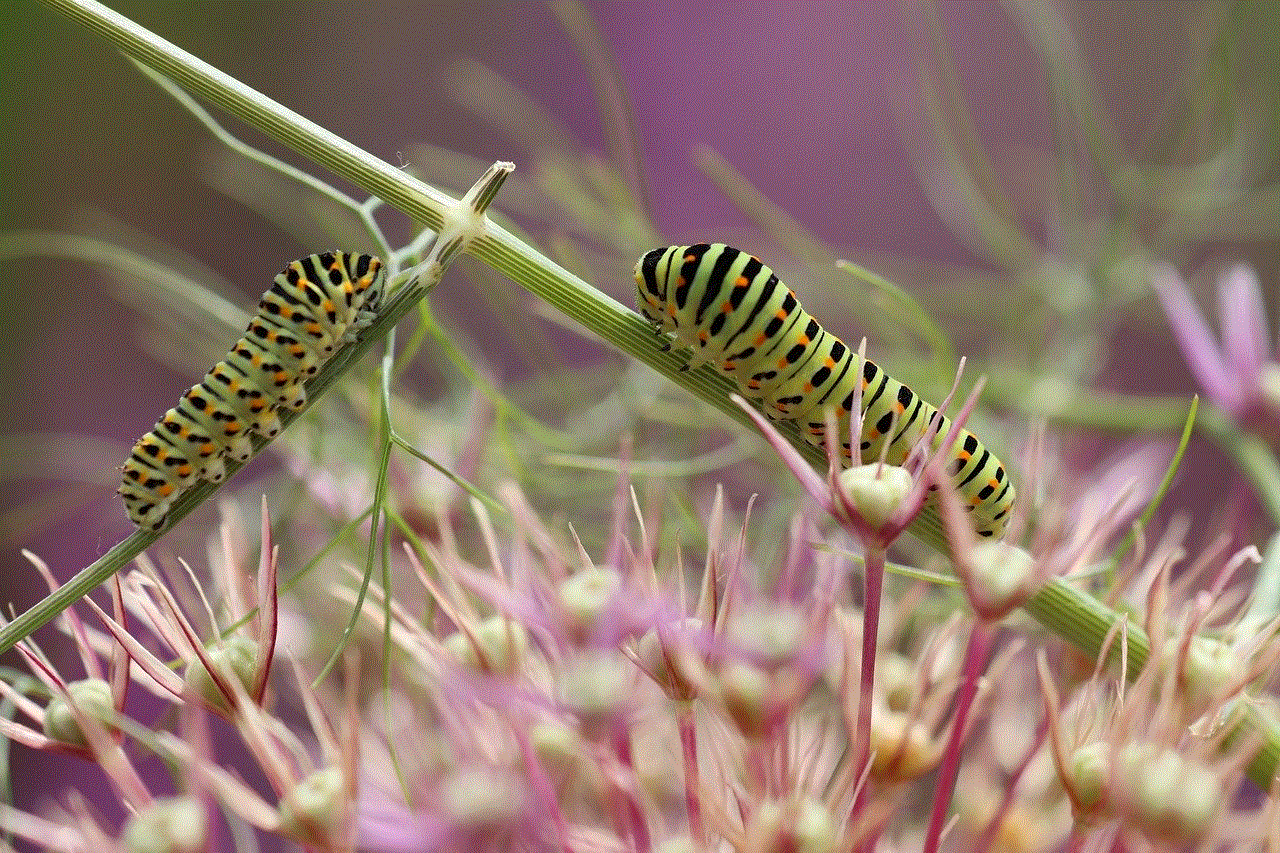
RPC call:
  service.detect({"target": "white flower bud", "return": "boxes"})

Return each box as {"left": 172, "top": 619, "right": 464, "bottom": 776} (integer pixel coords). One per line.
{"left": 963, "top": 541, "right": 1036, "bottom": 616}
{"left": 558, "top": 567, "right": 622, "bottom": 638}
{"left": 744, "top": 797, "right": 839, "bottom": 853}
{"left": 559, "top": 651, "right": 632, "bottom": 737}
{"left": 835, "top": 465, "right": 914, "bottom": 528}
{"left": 439, "top": 767, "right": 528, "bottom": 831}
{"left": 442, "top": 616, "right": 528, "bottom": 676}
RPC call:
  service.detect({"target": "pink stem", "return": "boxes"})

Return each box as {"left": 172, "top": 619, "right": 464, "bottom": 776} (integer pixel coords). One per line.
{"left": 922, "top": 623, "right": 994, "bottom": 853}
{"left": 678, "top": 705, "right": 704, "bottom": 846}
{"left": 852, "top": 544, "right": 885, "bottom": 849}
{"left": 514, "top": 731, "right": 570, "bottom": 853}
{"left": 612, "top": 728, "right": 652, "bottom": 853}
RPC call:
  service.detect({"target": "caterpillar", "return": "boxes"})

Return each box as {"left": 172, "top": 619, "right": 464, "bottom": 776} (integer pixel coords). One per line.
{"left": 119, "top": 251, "right": 386, "bottom": 530}
{"left": 634, "top": 243, "right": 1014, "bottom": 538}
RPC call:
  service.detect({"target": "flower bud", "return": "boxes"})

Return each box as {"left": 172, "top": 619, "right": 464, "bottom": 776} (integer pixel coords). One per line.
{"left": 876, "top": 652, "right": 917, "bottom": 712}
{"left": 1158, "top": 635, "right": 1244, "bottom": 713}
{"left": 744, "top": 797, "right": 839, "bottom": 853}
{"left": 529, "top": 720, "right": 599, "bottom": 793}
{"left": 279, "top": 767, "right": 347, "bottom": 844}
{"left": 635, "top": 617, "right": 704, "bottom": 702}
{"left": 185, "top": 634, "right": 257, "bottom": 711}
{"left": 559, "top": 651, "right": 633, "bottom": 738}
{"left": 962, "top": 541, "right": 1036, "bottom": 617}
{"left": 719, "top": 661, "right": 772, "bottom": 738}
{"left": 869, "top": 707, "right": 943, "bottom": 781}
{"left": 1064, "top": 742, "right": 1111, "bottom": 819}
{"left": 724, "top": 606, "right": 808, "bottom": 671}
{"left": 120, "top": 796, "right": 205, "bottom": 853}
{"left": 43, "top": 678, "right": 115, "bottom": 746}
{"left": 654, "top": 838, "right": 697, "bottom": 853}
{"left": 439, "top": 767, "right": 529, "bottom": 833}
{"left": 1113, "top": 743, "right": 1221, "bottom": 841}
{"left": 442, "top": 616, "right": 528, "bottom": 676}
{"left": 1258, "top": 362, "right": 1280, "bottom": 414}
{"left": 558, "top": 567, "right": 622, "bottom": 639}
{"left": 835, "top": 464, "right": 914, "bottom": 528}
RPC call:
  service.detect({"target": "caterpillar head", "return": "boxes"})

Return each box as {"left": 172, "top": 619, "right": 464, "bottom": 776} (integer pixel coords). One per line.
{"left": 634, "top": 247, "right": 670, "bottom": 326}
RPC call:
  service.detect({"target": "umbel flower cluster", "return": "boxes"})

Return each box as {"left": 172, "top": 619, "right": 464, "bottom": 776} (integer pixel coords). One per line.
{"left": 4, "top": 411, "right": 1280, "bottom": 853}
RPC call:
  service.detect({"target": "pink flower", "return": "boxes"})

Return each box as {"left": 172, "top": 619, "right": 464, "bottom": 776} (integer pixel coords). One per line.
{"left": 1153, "top": 263, "right": 1280, "bottom": 427}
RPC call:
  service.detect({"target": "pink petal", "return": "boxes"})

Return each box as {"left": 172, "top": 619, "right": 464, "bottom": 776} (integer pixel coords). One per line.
{"left": 1151, "top": 264, "right": 1244, "bottom": 411}
{"left": 1217, "top": 263, "right": 1271, "bottom": 378}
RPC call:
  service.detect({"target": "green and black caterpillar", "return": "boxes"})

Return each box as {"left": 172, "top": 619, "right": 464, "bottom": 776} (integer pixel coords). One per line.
{"left": 634, "top": 243, "right": 1014, "bottom": 538}
{"left": 119, "top": 251, "right": 385, "bottom": 530}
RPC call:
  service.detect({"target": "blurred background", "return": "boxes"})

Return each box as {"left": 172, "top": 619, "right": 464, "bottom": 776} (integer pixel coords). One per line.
{"left": 2, "top": 0, "right": 1278, "bottom": 832}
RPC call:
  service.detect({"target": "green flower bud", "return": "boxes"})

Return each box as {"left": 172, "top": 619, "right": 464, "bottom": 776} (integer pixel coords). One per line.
{"left": 185, "top": 634, "right": 257, "bottom": 711}
{"left": 1114, "top": 743, "right": 1221, "bottom": 841}
{"left": 1065, "top": 742, "right": 1111, "bottom": 817}
{"left": 120, "top": 796, "right": 205, "bottom": 853}
{"left": 43, "top": 678, "right": 115, "bottom": 746}
{"left": 279, "top": 768, "right": 347, "bottom": 844}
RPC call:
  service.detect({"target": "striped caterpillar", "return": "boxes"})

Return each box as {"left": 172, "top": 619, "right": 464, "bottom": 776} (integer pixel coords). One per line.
{"left": 634, "top": 243, "right": 1013, "bottom": 538}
